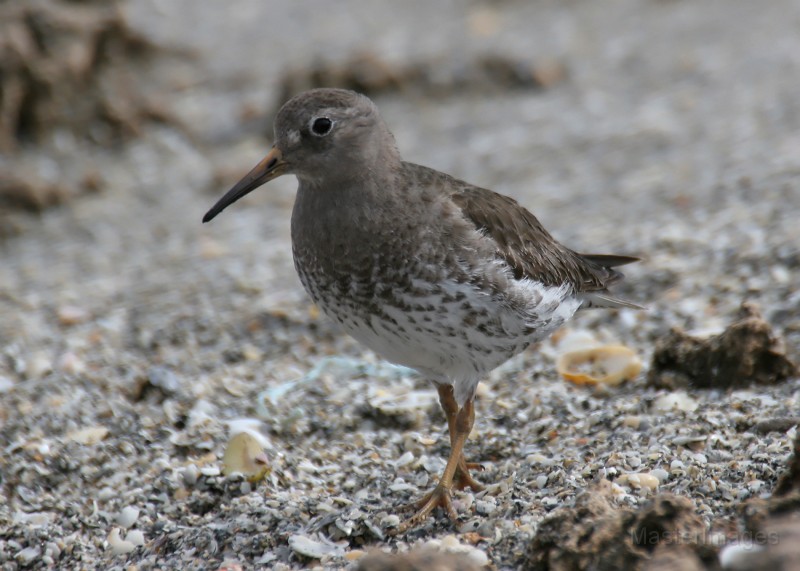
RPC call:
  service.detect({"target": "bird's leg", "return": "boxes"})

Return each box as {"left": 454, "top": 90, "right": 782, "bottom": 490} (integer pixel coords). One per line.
{"left": 436, "top": 385, "right": 485, "bottom": 491}
{"left": 397, "top": 387, "right": 482, "bottom": 531}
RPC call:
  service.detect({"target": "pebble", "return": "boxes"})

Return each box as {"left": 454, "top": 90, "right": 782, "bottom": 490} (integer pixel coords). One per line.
{"left": 16, "top": 546, "right": 41, "bottom": 565}
{"left": 394, "top": 450, "right": 415, "bottom": 468}
{"left": 26, "top": 352, "right": 52, "bottom": 379}
{"left": 0, "top": 375, "right": 13, "bottom": 393}
{"left": 57, "top": 351, "right": 86, "bottom": 375}
{"left": 345, "top": 549, "right": 366, "bottom": 561}
{"left": 622, "top": 415, "right": 641, "bottom": 429}
{"left": 617, "top": 472, "right": 660, "bottom": 491}
{"left": 426, "top": 535, "right": 490, "bottom": 567}
{"left": 57, "top": 305, "right": 89, "bottom": 326}
{"left": 650, "top": 468, "right": 670, "bottom": 482}
{"left": 653, "top": 392, "right": 699, "bottom": 412}
{"left": 200, "top": 465, "right": 221, "bottom": 477}
{"left": 475, "top": 498, "right": 496, "bottom": 515}
{"left": 381, "top": 514, "right": 401, "bottom": 528}
{"left": 182, "top": 464, "right": 199, "bottom": 486}
{"left": 67, "top": 426, "right": 109, "bottom": 445}
{"left": 125, "top": 530, "right": 145, "bottom": 547}
{"left": 116, "top": 506, "right": 140, "bottom": 529}
{"left": 2, "top": 4, "right": 798, "bottom": 570}
{"left": 718, "top": 542, "right": 763, "bottom": 568}
{"left": 14, "top": 511, "right": 53, "bottom": 526}
{"left": 288, "top": 534, "right": 343, "bottom": 559}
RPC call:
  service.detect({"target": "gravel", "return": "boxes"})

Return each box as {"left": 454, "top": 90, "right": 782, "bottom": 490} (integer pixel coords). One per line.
{"left": 1, "top": 0, "right": 799, "bottom": 569}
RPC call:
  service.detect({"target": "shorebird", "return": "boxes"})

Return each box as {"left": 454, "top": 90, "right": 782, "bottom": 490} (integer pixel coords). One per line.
{"left": 203, "top": 88, "right": 639, "bottom": 530}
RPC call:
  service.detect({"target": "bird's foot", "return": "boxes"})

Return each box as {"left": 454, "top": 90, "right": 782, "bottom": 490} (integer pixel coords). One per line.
{"left": 454, "top": 461, "right": 486, "bottom": 492}
{"left": 394, "top": 482, "right": 457, "bottom": 533}
{"left": 392, "top": 461, "right": 485, "bottom": 534}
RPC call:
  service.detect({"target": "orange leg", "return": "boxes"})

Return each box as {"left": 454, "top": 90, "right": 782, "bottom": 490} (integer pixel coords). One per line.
{"left": 436, "top": 384, "right": 485, "bottom": 492}
{"left": 397, "top": 385, "right": 484, "bottom": 531}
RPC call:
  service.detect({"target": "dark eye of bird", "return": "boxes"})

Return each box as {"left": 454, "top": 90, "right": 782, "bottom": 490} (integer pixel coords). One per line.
{"left": 311, "top": 117, "right": 333, "bottom": 136}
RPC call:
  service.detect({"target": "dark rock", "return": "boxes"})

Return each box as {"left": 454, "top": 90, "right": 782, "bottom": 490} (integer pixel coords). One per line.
{"left": 648, "top": 302, "right": 797, "bottom": 390}
{"left": 526, "top": 482, "right": 714, "bottom": 571}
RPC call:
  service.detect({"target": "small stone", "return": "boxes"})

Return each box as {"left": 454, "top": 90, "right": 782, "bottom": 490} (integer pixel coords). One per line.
{"left": 116, "top": 506, "right": 140, "bottom": 529}
{"left": 670, "top": 459, "right": 685, "bottom": 472}
{"left": 57, "top": 305, "right": 89, "bottom": 326}
{"left": 475, "top": 498, "right": 496, "bottom": 515}
{"left": 650, "top": 468, "right": 670, "bottom": 482}
{"left": 465, "top": 548, "right": 489, "bottom": 566}
{"left": 440, "top": 534, "right": 461, "bottom": 549}
{"left": 653, "top": 392, "right": 698, "bottom": 412}
{"left": 44, "top": 542, "right": 61, "bottom": 560}
{"left": 622, "top": 415, "right": 641, "bottom": 429}
{"left": 718, "top": 542, "right": 763, "bottom": 568}
{"left": 288, "top": 534, "right": 343, "bottom": 559}
{"left": 0, "top": 375, "right": 13, "bottom": 393}
{"left": 617, "top": 472, "right": 659, "bottom": 491}
{"left": 67, "top": 426, "right": 109, "bottom": 445}
{"left": 16, "top": 546, "right": 41, "bottom": 565}
{"left": 124, "top": 530, "right": 145, "bottom": 547}
{"left": 200, "top": 465, "right": 221, "bottom": 477}
{"left": 58, "top": 352, "right": 86, "bottom": 375}
{"left": 182, "top": 464, "right": 199, "bottom": 486}
{"left": 345, "top": 549, "right": 366, "bottom": 561}
{"left": 26, "top": 352, "right": 52, "bottom": 379}
{"left": 394, "top": 450, "right": 415, "bottom": 468}
{"left": 14, "top": 511, "right": 53, "bottom": 526}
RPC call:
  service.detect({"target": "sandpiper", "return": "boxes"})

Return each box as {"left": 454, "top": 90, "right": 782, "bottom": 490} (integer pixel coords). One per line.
{"left": 203, "top": 88, "right": 640, "bottom": 530}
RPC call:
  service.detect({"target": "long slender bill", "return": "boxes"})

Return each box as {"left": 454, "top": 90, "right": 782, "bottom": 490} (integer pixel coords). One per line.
{"left": 202, "top": 146, "right": 286, "bottom": 222}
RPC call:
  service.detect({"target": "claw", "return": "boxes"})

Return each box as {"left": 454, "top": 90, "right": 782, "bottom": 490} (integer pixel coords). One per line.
{"left": 390, "top": 387, "right": 487, "bottom": 534}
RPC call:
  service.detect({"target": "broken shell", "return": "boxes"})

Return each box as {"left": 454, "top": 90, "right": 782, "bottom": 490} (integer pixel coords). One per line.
{"left": 222, "top": 432, "right": 270, "bottom": 482}
{"left": 288, "top": 534, "right": 345, "bottom": 559}
{"left": 617, "top": 472, "right": 660, "bottom": 491}
{"left": 107, "top": 528, "right": 137, "bottom": 555}
{"left": 557, "top": 345, "right": 643, "bottom": 386}
{"left": 67, "top": 426, "right": 109, "bottom": 445}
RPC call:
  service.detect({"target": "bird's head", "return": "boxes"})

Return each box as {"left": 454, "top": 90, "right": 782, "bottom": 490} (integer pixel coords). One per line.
{"left": 203, "top": 88, "right": 398, "bottom": 223}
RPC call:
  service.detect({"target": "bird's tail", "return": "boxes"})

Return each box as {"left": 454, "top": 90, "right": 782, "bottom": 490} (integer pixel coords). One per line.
{"left": 579, "top": 292, "right": 645, "bottom": 310}
{"left": 578, "top": 253, "right": 643, "bottom": 310}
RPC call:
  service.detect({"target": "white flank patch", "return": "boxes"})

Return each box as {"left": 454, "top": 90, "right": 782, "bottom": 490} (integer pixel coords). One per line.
{"left": 327, "top": 274, "right": 580, "bottom": 406}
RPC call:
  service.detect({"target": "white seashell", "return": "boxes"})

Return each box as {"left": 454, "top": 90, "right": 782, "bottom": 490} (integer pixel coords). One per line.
{"left": 107, "top": 528, "right": 136, "bottom": 555}
{"left": 288, "top": 534, "right": 344, "bottom": 559}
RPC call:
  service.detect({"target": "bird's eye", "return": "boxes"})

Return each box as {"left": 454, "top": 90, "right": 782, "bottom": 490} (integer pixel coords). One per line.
{"left": 310, "top": 117, "right": 333, "bottom": 136}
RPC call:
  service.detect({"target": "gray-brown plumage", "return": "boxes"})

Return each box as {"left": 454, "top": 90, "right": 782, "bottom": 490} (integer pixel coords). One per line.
{"left": 203, "top": 88, "right": 640, "bottom": 531}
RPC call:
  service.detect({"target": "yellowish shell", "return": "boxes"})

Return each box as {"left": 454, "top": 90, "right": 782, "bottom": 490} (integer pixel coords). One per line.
{"left": 222, "top": 432, "right": 271, "bottom": 482}
{"left": 557, "top": 345, "right": 642, "bottom": 386}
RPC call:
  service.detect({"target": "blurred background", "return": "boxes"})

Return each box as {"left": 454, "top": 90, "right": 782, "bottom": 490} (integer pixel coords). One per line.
{"left": 2, "top": 0, "right": 798, "bottom": 363}
{"left": 1, "top": 0, "right": 799, "bottom": 568}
